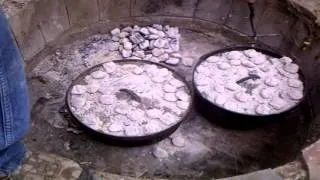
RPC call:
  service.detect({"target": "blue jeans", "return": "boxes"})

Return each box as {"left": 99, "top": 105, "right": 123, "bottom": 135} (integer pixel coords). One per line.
{"left": 0, "top": 10, "right": 30, "bottom": 176}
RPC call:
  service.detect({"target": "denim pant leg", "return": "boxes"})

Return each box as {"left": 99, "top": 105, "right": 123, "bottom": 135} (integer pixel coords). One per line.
{"left": 0, "top": 10, "right": 30, "bottom": 175}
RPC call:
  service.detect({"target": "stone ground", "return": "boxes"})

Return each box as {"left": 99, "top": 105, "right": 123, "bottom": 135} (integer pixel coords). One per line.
{"left": 24, "top": 27, "right": 313, "bottom": 179}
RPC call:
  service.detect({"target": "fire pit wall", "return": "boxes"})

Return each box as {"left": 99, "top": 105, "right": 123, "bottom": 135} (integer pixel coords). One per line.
{"left": 5, "top": 0, "right": 320, "bottom": 119}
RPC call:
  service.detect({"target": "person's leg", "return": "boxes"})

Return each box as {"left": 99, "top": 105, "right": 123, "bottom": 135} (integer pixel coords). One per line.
{"left": 0, "top": 9, "right": 30, "bottom": 176}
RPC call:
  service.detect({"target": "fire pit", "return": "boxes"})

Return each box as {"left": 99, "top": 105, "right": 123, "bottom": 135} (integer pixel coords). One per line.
{"left": 9, "top": 0, "right": 319, "bottom": 179}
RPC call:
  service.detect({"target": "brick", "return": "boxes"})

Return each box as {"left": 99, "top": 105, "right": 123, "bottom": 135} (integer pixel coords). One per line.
{"left": 35, "top": 0, "right": 69, "bottom": 42}
{"left": 20, "top": 27, "right": 45, "bottom": 61}
{"left": 65, "top": 0, "right": 99, "bottom": 26}
{"left": 132, "top": 0, "right": 197, "bottom": 17}
{"left": 225, "top": 0, "right": 267, "bottom": 35}
{"left": 8, "top": 3, "right": 45, "bottom": 61}
{"left": 98, "top": 0, "right": 130, "bottom": 20}
{"left": 256, "top": 3, "right": 296, "bottom": 48}
{"left": 195, "top": 0, "right": 232, "bottom": 24}
{"left": 218, "top": 169, "right": 282, "bottom": 180}
{"left": 303, "top": 140, "right": 320, "bottom": 180}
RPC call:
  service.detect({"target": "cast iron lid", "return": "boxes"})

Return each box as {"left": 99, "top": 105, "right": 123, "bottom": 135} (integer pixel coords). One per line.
{"left": 192, "top": 45, "right": 307, "bottom": 118}
{"left": 66, "top": 59, "right": 193, "bottom": 144}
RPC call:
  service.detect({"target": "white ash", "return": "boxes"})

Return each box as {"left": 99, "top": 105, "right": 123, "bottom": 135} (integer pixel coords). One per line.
{"left": 109, "top": 24, "right": 186, "bottom": 66}
{"left": 153, "top": 147, "right": 169, "bottom": 159}
{"left": 194, "top": 49, "right": 304, "bottom": 115}
{"left": 70, "top": 61, "right": 191, "bottom": 137}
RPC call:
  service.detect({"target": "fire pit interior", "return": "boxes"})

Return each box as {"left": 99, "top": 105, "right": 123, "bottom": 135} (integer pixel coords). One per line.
{"left": 4, "top": 0, "right": 320, "bottom": 179}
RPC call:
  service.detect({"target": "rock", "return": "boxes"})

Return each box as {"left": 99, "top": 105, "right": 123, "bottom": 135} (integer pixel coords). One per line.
{"left": 121, "top": 49, "right": 132, "bottom": 58}
{"left": 182, "top": 57, "right": 194, "bottom": 66}
{"left": 139, "top": 27, "right": 149, "bottom": 35}
{"left": 109, "top": 42, "right": 120, "bottom": 51}
{"left": 111, "top": 36, "right": 120, "bottom": 42}
{"left": 119, "top": 37, "right": 129, "bottom": 44}
{"left": 133, "top": 25, "right": 140, "bottom": 31}
{"left": 129, "top": 32, "right": 145, "bottom": 44}
{"left": 139, "top": 40, "right": 149, "bottom": 50}
{"left": 152, "top": 24, "right": 163, "bottom": 30}
{"left": 152, "top": 48, "right": 164, "bottom": 57}
{"left": 153, "top": 147, "right": 168, "bottom": 159}
{"left": 165, "top": 58, "right": 180, "bottom": 65}
{"left": 121, "top": 26, "right": 133, "bottom": 32}
{"left": 123, "top": 41, "right": 133, "bottom": 50}
{"left": 150, "top": 57, "right": 160, "bottom": 63}
{"left": 172, "top": 136, "right": 185, "bottom": 147}
{"left": 274, "top": 160, "right": 307, "bottom": 180}
{"left": 71, "top": 85, "right": 87, "bottom": 95}
{"left": 91, "top": 71, "right": 108, "bottom": 79}
{"left": 218, "top": 169, "right": 282, "bottom": 180}
{"left": 169, "top": 38, "right": 180, "bottom": 52}
{"left": 133, "top": 67, "right": 144, "bottom": 74}
{"left": 144, "top": 54, "right": 153, "bottom": 61}
{"left": 148, "top": 34, "right": 160, "bottom": 40}
{"left": 103, "top": 62, "right": 117, "bottom": 74}
{"left": 166, "top": 27, "right": 180, "bottom": 38}
{"left": 148, "top": 27, "right": 158, "bottom": 34}
{"left": 110, "top": 28, "right": 121, "bottom": 36}
{"left": 171, "top": 53, "right": 182, "bottom": 59}
{"left": 119, "top": 32, "right": 129, "bottom": 38}
{"left": 132, "top": 51, "right": 145, "bottom": 58}
{"left": 159, "top": 53, "right": 169, "bottom": 62}
{"left": 157, "top": 31, "right": 166, "bottom": 38}
{"left": 154, "top": 38, "right": 167, "bottom": 48}
{"left": 303, "top": 140, "right": 320, "bottom": 180}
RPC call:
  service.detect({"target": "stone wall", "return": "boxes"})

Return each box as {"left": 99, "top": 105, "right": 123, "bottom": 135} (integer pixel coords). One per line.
{"left": 1, "top": 0, "right": 320, "bottom": 179}
{"left": 2, "top": 0, "right": 319, "bottom": 112}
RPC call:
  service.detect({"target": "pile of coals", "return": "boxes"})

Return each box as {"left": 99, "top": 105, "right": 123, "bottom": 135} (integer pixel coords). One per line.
{"left": 108, "top": 24, "right": 183, "bottom": 65}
